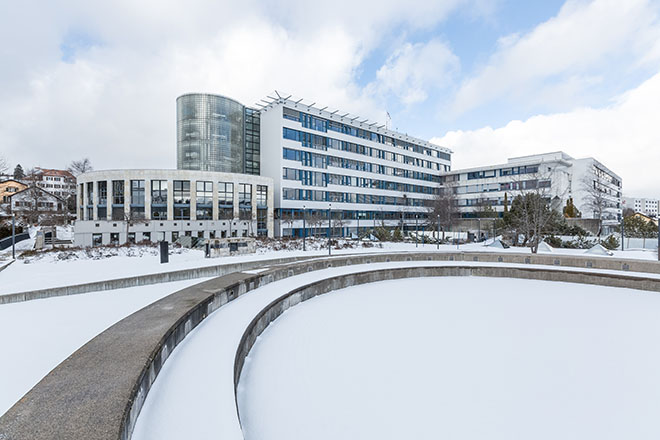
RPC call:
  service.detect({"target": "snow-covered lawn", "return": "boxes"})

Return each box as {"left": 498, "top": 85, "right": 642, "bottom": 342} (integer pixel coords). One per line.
{"left": 239, "top": 277, "right": 660, "bottom": 440}
{"left": 0, "top": 278, "right": 209, "bottom": 417}
{"left": 132, "top": 261, "right": 660, "bottom": 440}
{"left": 1, "top": 239, "right": 657, "bottom": 296}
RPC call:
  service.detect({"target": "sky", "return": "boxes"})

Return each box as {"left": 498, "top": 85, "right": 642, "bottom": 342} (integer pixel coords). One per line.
{"left": 0, "top": 0, "right": 659, "bottom": 197}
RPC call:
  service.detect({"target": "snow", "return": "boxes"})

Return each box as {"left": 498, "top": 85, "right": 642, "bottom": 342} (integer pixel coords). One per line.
{"left": 239, "top": 277, "right": 660, "bottom": 440}
{"left": 1, "top": 240, "right": 657, "bottom": 297}
{"left": 585, "top": 243, "right": 614, "bottom": 256}
{"left": 0, "top": 277, "right": 209, "bottom": 417}
{"left": 537, "top": 240, "right": 554, "bottom": 252}
{"left": 132, "top": 261, "right": 660, "bottom": 440}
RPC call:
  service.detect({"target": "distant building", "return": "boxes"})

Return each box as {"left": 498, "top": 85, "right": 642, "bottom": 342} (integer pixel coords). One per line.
{"left": 0, "top": 179, "right": 28, "bottom": 204}
{"left": 33, "top": 168, "right": 76, "bottom": 200}
{"left": 623, "top": 197, "right": 659, "bottom": 218}
{"left": 9, "top": 186, "right": 66, "bottom": 215}
{"left": 441, "top": 151, "right": 622, "bottom": 234}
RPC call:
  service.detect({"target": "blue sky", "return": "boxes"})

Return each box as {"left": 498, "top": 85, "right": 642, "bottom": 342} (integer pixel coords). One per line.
{"left": 1, "top": 0, "right": 660, "bottom": 196}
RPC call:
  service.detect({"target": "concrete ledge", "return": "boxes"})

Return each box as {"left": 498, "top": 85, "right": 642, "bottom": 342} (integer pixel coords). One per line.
{"left": 2, "top": 250, "right": 659, "bottom": 304}
{"left": 1, "top": 252, "right": 659, "bottom": 440}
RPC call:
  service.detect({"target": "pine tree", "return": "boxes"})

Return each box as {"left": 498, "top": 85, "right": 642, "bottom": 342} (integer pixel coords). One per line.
{"left": 13, "top": 164, "right": 24, "bottom": 179}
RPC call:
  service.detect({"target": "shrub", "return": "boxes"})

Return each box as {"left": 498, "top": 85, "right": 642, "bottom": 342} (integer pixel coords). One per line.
{"left": 543, "top": 236, "right": 563, "bottom": 248}
{"left": 601, "top": 235, "right": 620, "bottom": 250}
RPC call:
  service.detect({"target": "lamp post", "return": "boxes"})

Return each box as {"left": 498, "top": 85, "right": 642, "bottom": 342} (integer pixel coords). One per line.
{"left": 357, "top": 211, "right": 360, "bottom": 239}
{"left": 415, "top": 214, "right": 419, "bottom": 248}
{"left": 12, "top": 213, "right": 16, "bottom": 260}
{"left": 620, "top": 216, "right": 624, "bottom": 252}
{"left": 437, "top": 215, "right": 440, "bottom": 250}
{"left": 477, "top": 217, "right": 481, "bottom": 242}
{"left": 303, "top": 205, "right": 306, "bottom": 251}
{"left": 327, "top": 203, "right": 331, "bottom": 256}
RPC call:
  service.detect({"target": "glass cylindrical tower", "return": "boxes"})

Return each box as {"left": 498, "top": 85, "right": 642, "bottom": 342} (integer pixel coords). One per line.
{"left": 177, "top": 93, "right": 246, "bottom": 173}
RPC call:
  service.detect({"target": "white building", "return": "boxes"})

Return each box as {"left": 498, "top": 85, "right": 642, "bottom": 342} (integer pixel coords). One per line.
{"left": 442, "top": 151, "right": 622, "bottom": 233}
{"left": 258, "top": 96, "right": 452, "bottom": 237}
{"left": 9, "top": 186, "right": 66, "bottom": 216}
{"left": 75, "top": 169, "right": 273, "bottom": 246}
{"left": 622, "top": 197, "right": 659, "bottom": 218}
{"left": 33, "top": 168, "right": 77, "bottom": 200}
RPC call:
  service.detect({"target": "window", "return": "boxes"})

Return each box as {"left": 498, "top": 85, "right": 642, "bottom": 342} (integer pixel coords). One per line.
{"left": 110, "top": 233, "right": 120, "bottom": 245}
{"left": 98, "top": 181, "right": 107, "bottom": 206}
{"left": 173, "top": 180, "right": 191, "bottom": 204}
{"left": 143, "top": 232, "right": 151, "bottom": 242}
{"left": 196, "top": 181, "right": 213, "bottom": 219}
{"left": 151, "top": 180, "right": 167, "bottom": 204}
{"left": 92, "top": 233, "right": 102, "bottom": 246}
{"left": 218, "top": 182, "right": 234, "bottom": 219}
{"left": 239, "top": 183, "right": 252, "bottom": 206}
{"left": 256, "top": 185, "right": 267, "bottom": 207}
{"left": 112, "top": 181, "right": 124, "bottom": 205}
{"left": 131, "top": 180, "right": 145, "bottom": 205}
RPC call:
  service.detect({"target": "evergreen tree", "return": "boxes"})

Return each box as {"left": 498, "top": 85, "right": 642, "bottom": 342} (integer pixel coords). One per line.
{"left": 13, "top": 164, "right": 24, "bottom": 179}
{"left": 563, "top": 197, "right": 581, "bottom": 218}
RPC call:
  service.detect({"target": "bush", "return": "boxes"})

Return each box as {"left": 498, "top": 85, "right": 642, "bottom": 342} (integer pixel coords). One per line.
{"left": 601, "top": 235, "right": 620, "bottom": 250}
{"left": 0, "top": 224, "right": 24, "bottom": 240}
{"left": 392, "top": 228, "right": 403, "bottom": 242}
{"left": 373, "top": 226, "right": 391, "bottom": 242}
{"left": 543, "top": 236, "right": 563, "bottom": 248}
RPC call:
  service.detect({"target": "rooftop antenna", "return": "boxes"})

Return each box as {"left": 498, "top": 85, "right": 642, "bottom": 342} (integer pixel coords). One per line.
{"left": 386, "top": 111, "right": 392, "bottom": 130}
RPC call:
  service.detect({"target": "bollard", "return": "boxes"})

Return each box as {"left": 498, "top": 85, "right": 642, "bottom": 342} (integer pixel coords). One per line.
{"left": 160, "top": 241, "right": 169, "bottom": 264}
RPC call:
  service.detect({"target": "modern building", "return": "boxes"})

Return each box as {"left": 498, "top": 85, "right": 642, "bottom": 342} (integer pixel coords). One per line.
{"left": 442, "top": 151, "right": 622, "bottom": 233}
{"left": 74, "top": 169, "right": 273, "bottom": 246}
{"left": 177, "top": 93, "right": 260, "bottom": 175}
{"left": 257, "top": 95, "right": 452, "bottom": 237}
{"left": 623, "top": 196, "right": 659, "bottom": 218}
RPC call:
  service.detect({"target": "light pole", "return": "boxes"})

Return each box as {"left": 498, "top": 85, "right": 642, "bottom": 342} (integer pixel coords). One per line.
{"left": 477, "top": 217, "right": 481, "bottom": 242}
{"left": 415, "top": 214, "right": 419, "bottom": 248}
{"left": 357, "top": 211, "right": 360, "bottom": 239}
{"left": 12, "top": 213, "right": 16, "bottom": 260}
{"left": 327, "top": 203, "right": 332, "bottom": 256}
{"left": 437, "top": 215, "right": 440, "bottom": 250}
{"left": 303, "top": 205, "right": 306, "bottom": 251}
{"left": 620, "top": 216, "right": 624, "bottom": 252}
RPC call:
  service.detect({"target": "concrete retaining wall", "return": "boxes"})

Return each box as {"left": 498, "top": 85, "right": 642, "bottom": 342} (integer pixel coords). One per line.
{"left": 3, "top": 250, "right": 660, "bottom": 304}
{"left": 1, "top": 252, "right": 659, "bottom": 440}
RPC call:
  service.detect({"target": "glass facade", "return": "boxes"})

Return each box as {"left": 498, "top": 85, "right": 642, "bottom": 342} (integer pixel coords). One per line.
{"left": 177, "top": 93, "right": 260, "bottom": 174}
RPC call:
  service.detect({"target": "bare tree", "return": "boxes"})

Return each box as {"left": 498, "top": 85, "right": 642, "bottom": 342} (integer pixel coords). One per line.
{"left": 67, "top": 158, "right": 93, "bottom": 177}
{"left": 580, "top": 174, "right": 612, "bottom": 238}
{"left": 0, "top": 155, "right": 8, "bottom": 175}
{"left": 307, "top": 211, "right": 325, "bottom": 237}
{"left": 426, "top": 183, "right": 458, "bottom": 241}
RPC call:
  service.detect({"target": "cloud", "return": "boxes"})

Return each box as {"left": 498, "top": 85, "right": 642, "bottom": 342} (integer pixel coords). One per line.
{"left": 0, "top": 0, "right": 470, "bottom": 170}
{"left": 451, "top": 0, "right": 660, "bottom": 116}
{"left": 432, "top": 71, "right": 660, "bottom": 198}
{"left": 370, "top": 39, "right": 459, "bottom": 105}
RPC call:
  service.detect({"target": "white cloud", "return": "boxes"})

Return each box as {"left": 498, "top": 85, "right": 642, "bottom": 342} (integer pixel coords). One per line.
{"left": 452, "top": 0, "right": 660, "bottom": 116}
{"left": 0, "top": 0, "right": 470, "bottom": 170}
{"left": 433, "top": 71, "right": 660, "bottom": 198}
{"left": 370, "top": 39, "right": 459, "bottom": 105}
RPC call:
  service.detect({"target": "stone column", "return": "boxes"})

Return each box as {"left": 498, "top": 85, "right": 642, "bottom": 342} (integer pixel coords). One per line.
{"left": 145, "top": 179, "right": 152, "bottom": 221}
{"left": 92, "top": 181, "right": 98, "bottom": 221}
{"left": 106, "top": 179, "right": 112, "bottom": 220}
{"left": 212, "top": 181, "right": 219, "bottom": 221}
{"left": 167, "top": 179, "right": 174, "bottom": 221}
{"left": 124, "top": 179, "right": 131, "bottom": 218}
{"left": 190, "top": 180, "right": 197, "bottom": 221}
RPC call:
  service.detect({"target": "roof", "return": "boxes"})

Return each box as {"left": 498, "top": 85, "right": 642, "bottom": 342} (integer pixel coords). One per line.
{"left": 34, "top": 168, "right": 75, "bottom": 179}
{"left": 9, "top": 186, "right": 66, "bottom": 202}
{"left": 0, "top": 179, "right": 28, "bottom": 186}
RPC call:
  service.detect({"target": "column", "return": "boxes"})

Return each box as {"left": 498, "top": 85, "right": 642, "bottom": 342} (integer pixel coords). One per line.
{"left": 190, "top": 180, "right": 197, "bottom": 221}
{"left": 145, "top": 179, "right": 152, "bottom": 221}
{"left": 167, "top": 179, "right": 174, "bottom": 221}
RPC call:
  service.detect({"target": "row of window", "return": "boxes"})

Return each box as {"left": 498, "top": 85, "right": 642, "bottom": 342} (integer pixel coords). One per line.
{"left": 283, "top": 127, "right": 447, "bottom": 171}
{"left": 82, "top": 180, "right": 267, "bottom": 207}
{"left": 453, "top": 179, "right": 551, "bottom": 195}
{"left": 282, "top": 148, "right": 442, "bottom": 183}
{"left": 282, "top": 167, "right": 438, "bottom": 195}
{"left": 282, "top": 107, "right": 450, "bottom": 161}
{"left": 463, "top": 165, "right": 540, "bottom": 181}
{"left": 282, "top": 187, "right": 428, "bottom": 206}
{"left": 275, "top": 208, "right": 431, "bottom": 222}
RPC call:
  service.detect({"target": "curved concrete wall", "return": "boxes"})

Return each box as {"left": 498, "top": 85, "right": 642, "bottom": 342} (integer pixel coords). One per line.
{"left": 4, "top": 250, "right": 660, "bottom": 304}
{"left": 1, "top": 252, "right": 659, "bottom": 440}
{"left": 232, "top": 264, "right": 660, "bottom": 429}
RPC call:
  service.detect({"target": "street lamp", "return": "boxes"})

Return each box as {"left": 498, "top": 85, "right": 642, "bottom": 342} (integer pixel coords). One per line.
{"left": 11, "top": 213, "right": 16, "bottom": 260}
{"left": 437, "top": 214, "right": 440, "bottom": 250}
{"left": 303, "top": 205, "right": 306, "bottom": 251}
{"left": 327, "top": 203, "right": 332, "bottom": 256}
{"left": 415, "top": 214, "right": 419, "bottom": 248}
{"left": 357, "top": 210, "right": 360, "bottom": 239}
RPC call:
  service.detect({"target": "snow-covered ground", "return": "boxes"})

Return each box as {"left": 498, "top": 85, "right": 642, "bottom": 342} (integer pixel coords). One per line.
{"left": 132, "top": 261, "right": 660, "bottom": 440}
{"left": 239, "top": 277, "right": 660, "bottom": 440}
{"left": 1, "top": 239, "right": 657, "bottom": 296}
{"left": 0, "top": 277, "right": 209, "bottom": 417}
